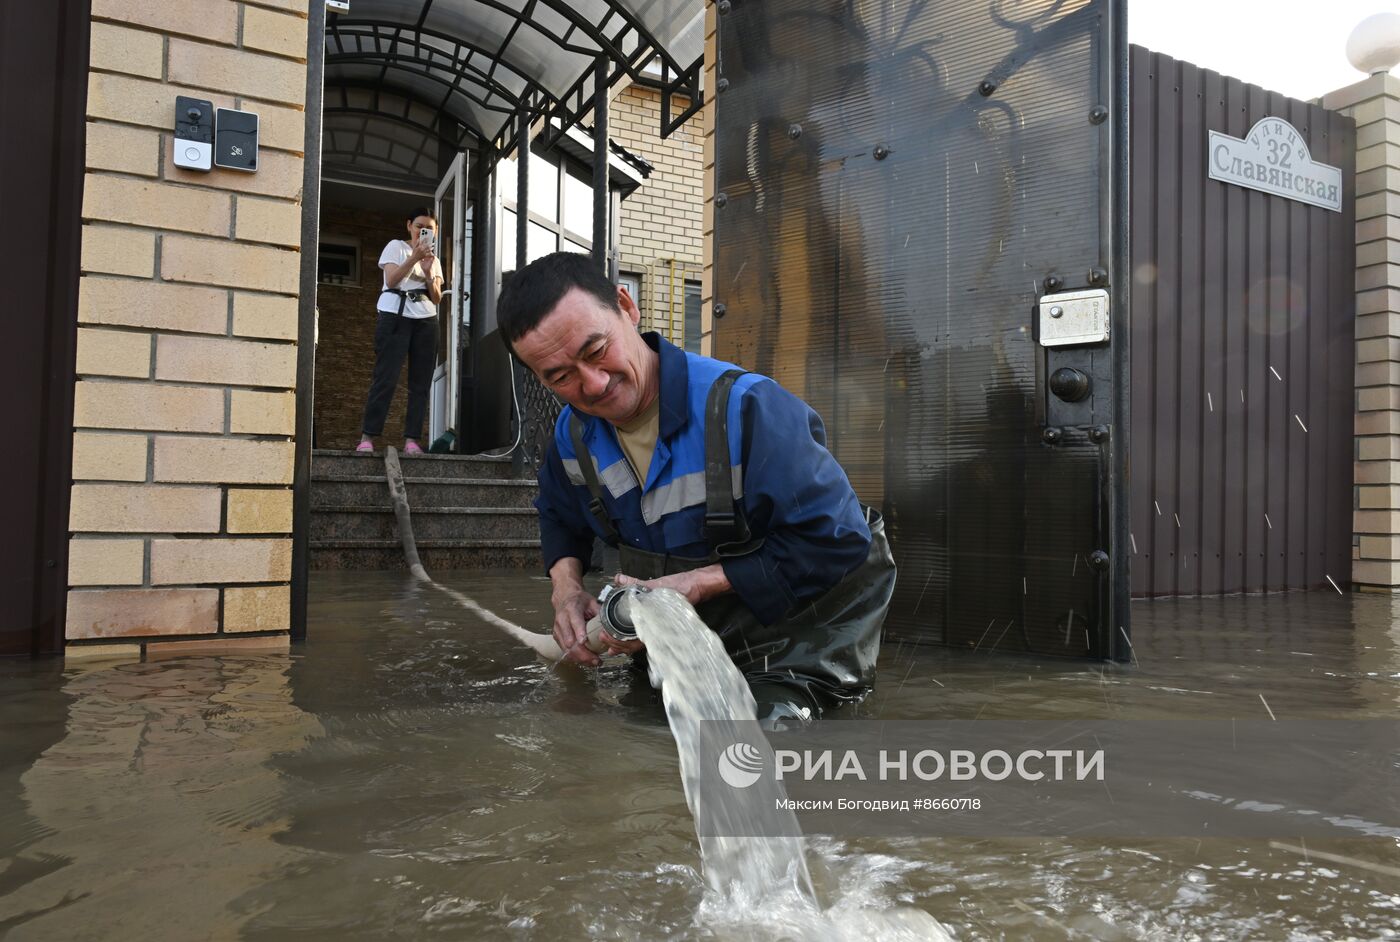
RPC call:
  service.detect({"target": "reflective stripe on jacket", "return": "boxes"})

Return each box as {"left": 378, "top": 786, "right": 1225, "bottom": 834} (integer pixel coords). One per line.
{"left": 535, "top": 332, "right": 871, "bottom": 625}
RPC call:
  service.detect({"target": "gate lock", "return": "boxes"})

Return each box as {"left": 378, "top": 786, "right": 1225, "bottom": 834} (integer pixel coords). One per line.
{"left": 1038, "top": 288, "right": 1109, "bottom": 347}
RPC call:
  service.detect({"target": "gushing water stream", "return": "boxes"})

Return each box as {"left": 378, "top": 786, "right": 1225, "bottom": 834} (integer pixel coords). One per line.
{"left": 631, "top": 588, "right": 955, "bottom": 940}
{"left": 631, "top": 589, "right": 814, "bottom": 905}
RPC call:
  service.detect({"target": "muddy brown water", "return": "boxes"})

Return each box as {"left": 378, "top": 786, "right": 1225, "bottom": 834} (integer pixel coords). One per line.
{"left": 2, "top": 571, "right": 1398, "bottom": 940}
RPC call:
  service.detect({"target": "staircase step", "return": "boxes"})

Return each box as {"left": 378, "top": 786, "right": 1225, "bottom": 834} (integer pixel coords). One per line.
{"left": 311, "top": 506, "right": 538, "bottom": 542}
{"left": 310, "top": 539, "right": 541, "bottom": 571}
{"left": 308, "top": 454, "right": 542, "bottom": 570}
{"left": 312, "top": 448, "right": 525, "bottom": 480}
{"left": 311, "top": 475, "right": 538, "bottom": 509}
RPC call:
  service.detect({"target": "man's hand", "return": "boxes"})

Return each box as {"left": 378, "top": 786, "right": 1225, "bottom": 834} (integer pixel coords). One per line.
{"left": 551, "top": 585, "right": 601, "bottom": 666}
{"left": 597, "top": 627, "right": 643, "bottom": 657}
{"left": 613, "top": 564, "right": 732, "bottom": 607}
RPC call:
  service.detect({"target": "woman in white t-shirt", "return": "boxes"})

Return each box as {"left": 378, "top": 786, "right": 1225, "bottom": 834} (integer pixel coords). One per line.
{"left": 357, "top": 207, "right": 444, "bottom": 455}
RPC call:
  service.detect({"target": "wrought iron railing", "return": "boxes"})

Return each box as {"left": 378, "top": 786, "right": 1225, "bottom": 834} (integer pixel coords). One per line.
{"left": 515, "top": 365, "right": 563, "bottom": 474}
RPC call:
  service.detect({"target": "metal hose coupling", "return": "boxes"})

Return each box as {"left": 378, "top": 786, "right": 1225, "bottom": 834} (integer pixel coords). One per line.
{"left": 596, "top": 583, "right": 649, "bottom": 641}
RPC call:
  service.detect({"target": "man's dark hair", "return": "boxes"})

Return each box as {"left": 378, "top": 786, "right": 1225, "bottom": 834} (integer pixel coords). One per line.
{"left": 497, "top": 251, "right": 620, "bottom": 352}
{"left": 406, "top": 206, "right": 436, "bottom": 225}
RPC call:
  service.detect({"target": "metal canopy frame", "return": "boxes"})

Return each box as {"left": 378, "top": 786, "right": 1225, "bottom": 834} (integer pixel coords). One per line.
{"left": 326, "top": 0, "right": 704, "bottom": 166}
{"left": 323, "top": 83, "right": 466, "bottom": 183}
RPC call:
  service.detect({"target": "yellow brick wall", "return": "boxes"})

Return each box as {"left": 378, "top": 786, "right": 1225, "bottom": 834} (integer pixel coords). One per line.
{"left": 611, "top": 83, "right": 706, "bottom": 347}
{"left": 68, "top": 0, "right": 308, "bottom": 656}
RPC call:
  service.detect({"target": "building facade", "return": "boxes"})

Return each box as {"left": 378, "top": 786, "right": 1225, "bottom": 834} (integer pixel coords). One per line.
{"left": 30, "top": 1, "right": 711, "bottom": 660}
{"left": 64, "top": 0, "right": 313, "bottom": 658}
{"left": 612, "top": 82, "right": 707, "bottom": 350}
{"left": 6, "top": 0, "right": 1400, "bottom": 659}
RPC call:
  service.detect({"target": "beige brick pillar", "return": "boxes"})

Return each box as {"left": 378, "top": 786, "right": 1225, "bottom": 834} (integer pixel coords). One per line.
{"left": 67, "top": 0, "right": 309, "bottom": 655}
{"left": 1324, "top": 73, "right": 1400, "bottom": 588}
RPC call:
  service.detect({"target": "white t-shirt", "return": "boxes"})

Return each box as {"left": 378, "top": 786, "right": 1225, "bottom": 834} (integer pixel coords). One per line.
{"left": 377, "top": 240, "right": 443, "bottom": 319}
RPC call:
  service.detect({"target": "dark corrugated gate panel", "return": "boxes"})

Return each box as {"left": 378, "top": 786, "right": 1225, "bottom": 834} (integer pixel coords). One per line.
{"left": 1198, "top": 65, "right": 1226, "bottom": 597}
{"left": 1128, "top": 47, "right": 1355, "bottom": 597}
{"left": 1, "top": 1, "right": 88, "bottom": 655}
{"left": 712, "top": 1, "right": 1125, "bottom": 654}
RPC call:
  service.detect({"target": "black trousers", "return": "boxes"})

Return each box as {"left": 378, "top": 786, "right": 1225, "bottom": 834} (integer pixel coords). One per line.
{"left": 361, "top": 312, "right": 437, "bottom": 440}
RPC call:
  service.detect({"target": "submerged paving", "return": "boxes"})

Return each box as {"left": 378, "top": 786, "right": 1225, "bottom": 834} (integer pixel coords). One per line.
{"left": 1, "top": 572, "right": 1398, "bottom": 939}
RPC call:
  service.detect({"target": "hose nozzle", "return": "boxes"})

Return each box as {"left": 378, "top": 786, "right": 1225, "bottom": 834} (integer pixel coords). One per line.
{"left": 596, "top": 582, "right": 647, "bottom": 641}
{"left": 578, "top": 583, "right": 649, "bottom": 656}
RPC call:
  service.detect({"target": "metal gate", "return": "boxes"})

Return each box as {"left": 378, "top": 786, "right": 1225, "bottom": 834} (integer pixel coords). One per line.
{"left": 1128, "top": 48, "right": 1355, "bottom": 597}
{"left": 711, "top": 0, "right": 1130, "bottom": 658}
{"left": 1, "top": 0, "right": 89, "bottom": 656}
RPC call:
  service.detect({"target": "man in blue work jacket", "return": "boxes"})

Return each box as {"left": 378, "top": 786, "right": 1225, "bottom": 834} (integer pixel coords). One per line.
{"left": 497, "top": 252, "right": 896, "bottom": 726}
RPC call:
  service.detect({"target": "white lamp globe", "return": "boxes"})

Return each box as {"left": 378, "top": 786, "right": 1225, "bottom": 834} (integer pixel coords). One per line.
{"left": 1347, "top": 13, "right": 1400, "bottom": 75}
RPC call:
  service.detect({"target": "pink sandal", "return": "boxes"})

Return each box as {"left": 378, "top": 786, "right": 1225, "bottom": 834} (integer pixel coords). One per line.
{"left": 355, "top": 440, "right": 374, "bottom": 454}
{"left": 403, "top": 440, "right": 424, "bottom": 455}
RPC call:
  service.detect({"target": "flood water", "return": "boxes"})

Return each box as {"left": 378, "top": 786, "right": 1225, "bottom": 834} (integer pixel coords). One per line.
{"left": 2, "top": 570, "right": 1399, "bottom": 940}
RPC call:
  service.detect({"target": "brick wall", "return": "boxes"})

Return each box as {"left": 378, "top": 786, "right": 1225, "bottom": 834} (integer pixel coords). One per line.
{"left": 314, "top": 203, "right": 421, "bottom": 450}
{"left": 611, "top": 83, "right": 706, "bottom": 346}
{"left": 1324, "top": 73, "right": 1400, "bottom": 588}
{"left": 67, "top": 0, "right": 309, "bottom": 657}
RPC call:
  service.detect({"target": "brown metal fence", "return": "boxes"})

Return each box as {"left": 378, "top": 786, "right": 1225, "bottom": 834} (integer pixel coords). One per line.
{"left": 1128, "top": 47, "right": 1356, "bottom": 597}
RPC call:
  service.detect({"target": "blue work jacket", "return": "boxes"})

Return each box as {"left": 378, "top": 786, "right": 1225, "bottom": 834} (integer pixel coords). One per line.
{"left": 535, "top": 332, "right": 871, "bottom": 625}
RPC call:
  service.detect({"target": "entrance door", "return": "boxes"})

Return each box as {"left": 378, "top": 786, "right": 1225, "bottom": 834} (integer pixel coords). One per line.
{"left": 710, "top": 0, "right": 1129, "bottom": 659}
{"left": 430, "top": 152, "right": 467, "bottom": 445}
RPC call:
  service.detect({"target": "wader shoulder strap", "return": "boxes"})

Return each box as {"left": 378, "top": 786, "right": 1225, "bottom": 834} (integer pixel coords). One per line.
{"left": 704, "top": 370, "right": 762, "bottom": 556}
{"left": 568, "top": 414, "right": 620, "bottom": 545}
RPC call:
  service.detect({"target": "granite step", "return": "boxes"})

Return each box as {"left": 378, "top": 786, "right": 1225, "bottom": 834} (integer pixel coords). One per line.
{"left": 311, "top": 475, "right": 539, "bottom": 510}
{"left": 311, "top": 505, "right": 538, "bottom": 542}
{"left": 312, "top": 448, "right": 526, "bottom": 481}
{"left": 310, "top": 539, "right": 541, "bottom": 571}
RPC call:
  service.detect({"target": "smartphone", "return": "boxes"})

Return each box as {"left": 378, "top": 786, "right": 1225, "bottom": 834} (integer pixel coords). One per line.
{"left": 419, "top": 229, "right": 437, "bottom": 254}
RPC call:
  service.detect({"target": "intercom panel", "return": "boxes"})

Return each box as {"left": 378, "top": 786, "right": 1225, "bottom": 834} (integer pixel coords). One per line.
{"left": 173, "top": 95, "right": 214, "bottom": 171}
{"left": 214, "top": 108, "right": 259, "bottom": 172}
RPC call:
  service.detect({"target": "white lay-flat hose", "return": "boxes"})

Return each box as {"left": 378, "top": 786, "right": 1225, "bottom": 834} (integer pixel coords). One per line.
{"left": 383, "top": 446, "right": 614, "bottom": 661}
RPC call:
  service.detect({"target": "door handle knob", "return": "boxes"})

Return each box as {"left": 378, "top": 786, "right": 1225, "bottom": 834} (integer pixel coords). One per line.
{"left": 1049, "top": 367, "right": 1091, "bottom": 402}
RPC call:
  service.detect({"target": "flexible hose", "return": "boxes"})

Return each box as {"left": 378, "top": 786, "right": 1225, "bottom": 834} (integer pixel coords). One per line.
{"left": 384, "top": 446, "right": 563, "bottom": 659}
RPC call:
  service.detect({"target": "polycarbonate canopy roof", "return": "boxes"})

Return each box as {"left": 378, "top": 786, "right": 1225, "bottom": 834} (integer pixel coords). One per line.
{"left": 325, "top": 0, "right": 704, "bottom": 154}
{"left": 323, "top": 86, "right": 442, "bottom": 181}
